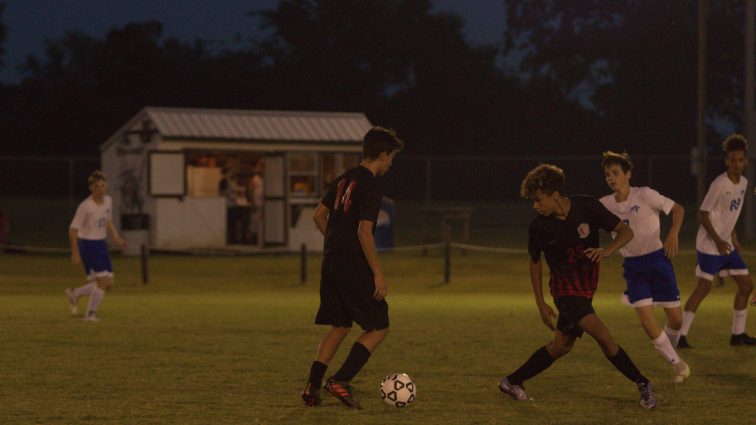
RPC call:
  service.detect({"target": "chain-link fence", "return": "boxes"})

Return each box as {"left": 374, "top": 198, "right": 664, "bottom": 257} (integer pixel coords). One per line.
{"left": 0, "top": 153, "right": 732, "bottom": 203}
{"left": 384, "top": 154, "right": 729, "bottom": 203}
{"left": 0, "top": 156, "right": 100, "bottom": 201}
{"left": 0, "top": 153, "right": 751, "bottom": 248}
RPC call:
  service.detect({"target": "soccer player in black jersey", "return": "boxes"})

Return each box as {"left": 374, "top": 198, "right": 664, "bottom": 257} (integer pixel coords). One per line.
{"left": 498, "top": 164, "right": 657, "bottom": 409}
{"left": 301, "top": 127, "right": 403, "bottom": 409}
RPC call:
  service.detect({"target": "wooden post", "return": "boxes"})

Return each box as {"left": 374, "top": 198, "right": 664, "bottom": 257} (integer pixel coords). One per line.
{"left": 300, "top": 244, "right": 307, "bottom": 284}
{"left": 444, "top": 241, "right": 451, "bottom": 284}
{"left": 140, "top": 244, "right": 148, "bottom": 285}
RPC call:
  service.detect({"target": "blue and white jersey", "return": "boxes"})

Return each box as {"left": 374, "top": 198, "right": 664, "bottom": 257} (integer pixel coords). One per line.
{"left": 599, "top": 187, "right": 675, "bottom": 258}
{"left": 70, "top": 195, "right": 112, "bottom": 240}
{"left": 696, "top": 173, "right": 748, "bottom": 255}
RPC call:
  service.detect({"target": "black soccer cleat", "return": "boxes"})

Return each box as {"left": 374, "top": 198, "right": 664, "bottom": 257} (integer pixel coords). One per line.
{"left": 301, "top": 382, "right": 322, "bottom": 407}
{"left": 677, "top": 335, "right": 692, "bottom": 349}
{"left": 730, "top": 333, "right": 756, "bottom": 346}
{"left": 324, "top": 377, "right": 362, "bottom": 409}
{"left": 637, "top": 381, "right": 657, "bottom": 409}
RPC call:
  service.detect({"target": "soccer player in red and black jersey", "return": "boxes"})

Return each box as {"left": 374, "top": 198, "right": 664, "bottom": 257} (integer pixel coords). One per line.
{"left": 301, "top": 127, "right": 403, "bottom": 409}
{"left": 498, "top": 164, "right": 657, "bottom": 409}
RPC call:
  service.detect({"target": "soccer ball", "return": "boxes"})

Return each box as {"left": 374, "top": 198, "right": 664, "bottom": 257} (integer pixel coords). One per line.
{"left": 380, "top": 373, "right": 416, "bottom": 407}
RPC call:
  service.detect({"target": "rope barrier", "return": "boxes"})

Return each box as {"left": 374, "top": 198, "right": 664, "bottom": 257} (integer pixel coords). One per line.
{"left": 378, "top": 243, "right": 446, "bottom": 253}
{"left": 449, "top": 243, "right": 528, "bottom": 255}
{"left": 1, "top": 242, "right": 753, "bottom": 257}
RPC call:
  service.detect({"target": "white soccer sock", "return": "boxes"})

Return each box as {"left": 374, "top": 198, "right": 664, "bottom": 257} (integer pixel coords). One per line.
{"left": 652, "top": 332, "right": 680, "bottom": 365}
{"left": 86, "top": 286, "right": 105, "bottom": 315}
{"left": 664, "top": 325, "right": 681, "bottom": 348}
{"left": 680, "top": 311, "right": 695, "bottom": 336}
{"left": 73, "top": 281, "right": 96, "bottom": 298}
{"left": 732, "top": 308, "right": 748, "bottom": 335}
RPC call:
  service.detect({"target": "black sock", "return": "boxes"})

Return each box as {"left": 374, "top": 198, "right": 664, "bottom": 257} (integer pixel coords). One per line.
{"left": 333, "top": 343, "right": 371, "bottom": 382}
{"left": 308, "top": 361, "right": 328, "bottom": 389}
{"left": 507, "top": 346, "right": 555, "bottom": 385}
{"left": 607, "top": 346, "right": 648, "bottom": 384}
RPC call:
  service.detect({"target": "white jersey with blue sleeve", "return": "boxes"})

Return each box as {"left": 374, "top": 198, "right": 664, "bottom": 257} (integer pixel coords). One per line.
{"left": 696, "top": 173, "right": 748, "bottom": 255}
{"left": 599, "top": 187, "right": 675, "bottom": 258}
{"left": 69, "top": 195, "right": 112, "bottom": 240}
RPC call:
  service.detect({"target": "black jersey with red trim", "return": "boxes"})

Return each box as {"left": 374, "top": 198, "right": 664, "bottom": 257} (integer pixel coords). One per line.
{"left": 321, "top": 165, "right": 382, "bottom": 257}
{"left": 528, "top": 195, "right": 621, "bottom": 298}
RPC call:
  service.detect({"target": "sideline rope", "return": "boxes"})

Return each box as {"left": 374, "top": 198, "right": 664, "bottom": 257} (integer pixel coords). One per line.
{"left": 378, "top": 243, "right": 446, "bottom": 253}
{"left": 1, "top": 242, "right": 754, "bottom": 257}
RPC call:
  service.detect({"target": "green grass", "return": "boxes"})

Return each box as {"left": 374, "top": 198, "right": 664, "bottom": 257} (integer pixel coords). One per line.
{"left": 0, "top": 251, "right": 754, "bottom": 424}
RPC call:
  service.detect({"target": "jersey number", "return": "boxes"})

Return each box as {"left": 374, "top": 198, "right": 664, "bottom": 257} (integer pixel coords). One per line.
{"left": 730, "top": 198, "right": 741, "bottom": 211}
{"left": 97, "top": 217, "right": 106, "bottom": 228}
{"left": 333, "top": 180, "right": 358, "bottom": 213}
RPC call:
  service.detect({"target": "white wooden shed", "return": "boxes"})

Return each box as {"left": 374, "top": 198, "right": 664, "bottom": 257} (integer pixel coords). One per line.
{"left": 100, "top": 107, "right": 369, "bottom": 252}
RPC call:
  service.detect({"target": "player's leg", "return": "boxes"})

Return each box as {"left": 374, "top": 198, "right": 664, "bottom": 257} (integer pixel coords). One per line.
{"left": 303, "top": 326, "right": 351, "bottom": 406}
{"left": 316, "top": 326, "right": 352, "bottom": 364}
{"left": 730, "top": 273, "right": 756, "bottom": 345}
{"left": 682, "top": 253, "right": 726, "bottom": 346}
{"left": 499, "top": 331, "right": 573, "bottom": 401}
{"left": 83, "top": 274, "right": 112, "bottom": 321}
{"left": 305, "top": 260, "right": 350, "bottom": 406}
{"left": 635, "top": 305, "right": 689, "bottom": 382}
{"left": 324, "top": 257, "right": 388, "bottom": 409}
{"left": 662, "top": 306, "right": 683, "bottom": 346}
{"left": 66, "top": 276, "right": 95, "bottom": 316}
{"left": 679, "top": 277, "right": 712, "bottom": 347}
{"left": 579, "top": 313, "right": 656, "bottom": 408}
{"left": 500, "top": 298, "right": 583, "bottom": 402}
{"left": 78, "top": 240, "right": 113, "bottom": 321}
{"left": 67, "top": 241, "right": 97, "bottom": 315}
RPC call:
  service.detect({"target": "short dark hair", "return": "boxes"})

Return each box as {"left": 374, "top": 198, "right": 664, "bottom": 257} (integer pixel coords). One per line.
{"left": 88, "top": 170, "right": 106, "bottom": 186}
{"left": 520, "top": 164, "right": 565, "bottom": 199}
{"left": 722, "top": 133, "right": 748, "bottom": 154}
{"left": 362, "top": 127, "right": 403, "bottom": 160}
{"left": 602, "top": 151, "right": 633, "bottom": 173}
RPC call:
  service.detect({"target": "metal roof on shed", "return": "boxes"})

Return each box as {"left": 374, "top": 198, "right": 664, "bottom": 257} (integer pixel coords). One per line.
{"left": 145, "top": 107, "right": 370, "bottom": 142}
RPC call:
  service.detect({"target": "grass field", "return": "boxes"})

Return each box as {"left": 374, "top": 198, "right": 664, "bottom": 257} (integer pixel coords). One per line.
{"left": 0, "top": 249, "right": 754, "bottom": 424}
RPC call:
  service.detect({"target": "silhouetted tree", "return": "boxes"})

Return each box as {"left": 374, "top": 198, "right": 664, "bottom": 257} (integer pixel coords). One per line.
{"left": 504, "top": 0, "right": 744, "bottom": 153}
{"left": 0, "top": 2, "right": 6, "bottom": 68}
{"left": 255, "top": 0, "right": 590, "bottom": 154}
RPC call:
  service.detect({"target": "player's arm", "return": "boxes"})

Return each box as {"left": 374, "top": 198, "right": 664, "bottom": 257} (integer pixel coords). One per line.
{"left": 663, "top": 202, "right": 684, "bottom": 258}
{"left": 312, "top": 202, "right": 330, "bottom": 236}
{"left": 357, "top": 220, "right": 387, "bottom": 300}
{"left": 69, "top": 227, "right": 81, "bottom": 264}
{"left": 107, "top": 219, "right": 126, "bottom": 249}
{"left": 529, "top": 259, "right": 556, "bottom": 331}
{"left": 585, "top": 221, "right": 633, "bottom": 261}
{"left": 698, "top": 209, "right": 731, "bottom": 254}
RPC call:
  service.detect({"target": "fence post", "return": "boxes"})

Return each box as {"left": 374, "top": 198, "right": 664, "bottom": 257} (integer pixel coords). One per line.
{"left": 68, "top": 158, "right": 75, "bottom": 208}
{"left": 300, "top": 244, "right": 307, "bottom": 284}
{"left": 140, "top": 244, "right": 148, "bottom": 285}
{"left": 425, "top": 157, "right": 432, "bottom": 205}
{"left": 444, "top": 241, "right": 451, "bottom": 284}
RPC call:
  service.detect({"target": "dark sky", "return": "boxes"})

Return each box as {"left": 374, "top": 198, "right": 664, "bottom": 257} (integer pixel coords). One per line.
{"left": 1, "top": 0, "right": 506, "bottom": 83}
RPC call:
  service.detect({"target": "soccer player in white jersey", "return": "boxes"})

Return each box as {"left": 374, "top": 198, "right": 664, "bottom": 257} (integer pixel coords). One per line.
{"left": 66, "top": 171, "right": 126, "bottom": 322}
{"left": 599, "top": 151, "right": 691, "bottom": 383}
{"left": 679, "top": 134, "right": 755, "bottom": 347}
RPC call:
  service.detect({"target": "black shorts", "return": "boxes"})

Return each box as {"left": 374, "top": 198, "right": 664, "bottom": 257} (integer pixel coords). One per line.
{"left": 315, "top": 255, "right": 389, "bottom": 331}
{"left": 554, "top": 296, "right": 595, "bottom": 338}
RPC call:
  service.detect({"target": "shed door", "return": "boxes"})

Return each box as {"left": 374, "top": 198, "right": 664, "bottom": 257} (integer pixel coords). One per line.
{"left": 263, "top": 154, "right": 286, "bottom": 245}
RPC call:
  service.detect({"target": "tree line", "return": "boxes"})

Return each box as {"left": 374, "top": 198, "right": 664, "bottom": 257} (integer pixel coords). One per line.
{"left": 0, "top": 0, "right": 746, "bottom": 157}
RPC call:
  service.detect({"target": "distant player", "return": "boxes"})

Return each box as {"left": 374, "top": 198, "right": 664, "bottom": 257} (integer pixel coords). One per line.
{"left": 66, "top": 171, "right": 126, "bottom": 322}
{"left": 301, "top": 127, "right": 403, "bottom": 409}
{"left": 679, "top": 134, "right": 755, "bottom": 347}
{"left": 498, "top": 164, "right": 657, "bottom": 409}
{"left": 599, "top": 151, "right": 690, "bottom": 382}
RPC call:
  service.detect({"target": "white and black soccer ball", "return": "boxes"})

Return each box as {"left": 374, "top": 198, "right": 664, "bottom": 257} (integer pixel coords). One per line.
{"left": 380, "top": 373, "right": 416, "bottom": 407}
